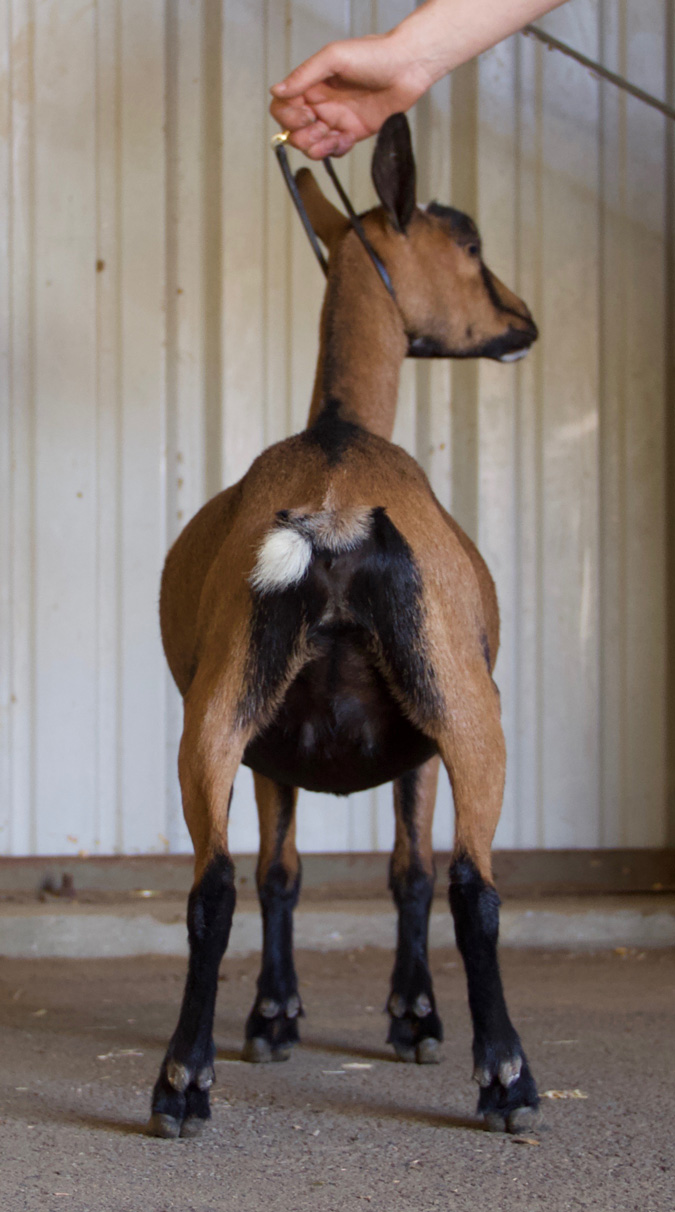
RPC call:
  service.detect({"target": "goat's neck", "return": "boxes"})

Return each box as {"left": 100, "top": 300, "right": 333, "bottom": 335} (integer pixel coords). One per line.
{"left": 307, "top": 239, "right": 407, "bottom": 441}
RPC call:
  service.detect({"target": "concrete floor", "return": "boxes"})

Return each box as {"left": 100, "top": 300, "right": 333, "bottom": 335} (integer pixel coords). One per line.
{"left": 0, "top": 945, "right": 673, "bottom": 1212}
{"left": 2, "top": 893, "right": 674, "bottom": 957}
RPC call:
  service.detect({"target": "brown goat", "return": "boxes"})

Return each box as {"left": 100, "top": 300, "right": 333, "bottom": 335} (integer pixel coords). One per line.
{"left": 149, "top": 115, "right": 539, "bottom": 1140}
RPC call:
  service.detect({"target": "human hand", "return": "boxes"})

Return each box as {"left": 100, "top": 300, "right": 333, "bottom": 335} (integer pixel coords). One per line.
{"left": 269, "top": 30, "right": 434, "bottom": 159}
{"left": 270, "top": 0, "right": 569, "bottom": 158}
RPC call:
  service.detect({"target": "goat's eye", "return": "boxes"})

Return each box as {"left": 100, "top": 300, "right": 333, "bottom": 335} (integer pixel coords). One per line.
{"left": 467, "top": 243, "right": 480, "bottom": 257}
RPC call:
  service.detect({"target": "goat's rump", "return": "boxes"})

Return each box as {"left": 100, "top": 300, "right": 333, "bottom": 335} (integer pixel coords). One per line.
{"left": 240, "top": 504, "right": 443, "bottom": 795}
{"left": 242, "top": 624, "right": 438, "bottom": 795}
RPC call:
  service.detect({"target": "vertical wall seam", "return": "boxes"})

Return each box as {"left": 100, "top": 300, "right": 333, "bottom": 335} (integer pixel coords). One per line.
{"left": 533, "top": 37, "right": 545, "bottom": 848}
{"left": 617, "top": 2, "right": 628, "bottom": 845}
{"left": 262, "top": 0, "right": 270, "bottom": 449}
{"left": 202, "top": 0, "right": 222, "bottom": 499}
{"left": 94, "top": 0, "right": 102, "bottom": 852}
{"left": 597, "top": 0, "right": 607, "bottom": 845}
{"left": 513, "top": 31, "right": 523, "bottom": 849}
{"left": 164, "top": 0, "right": 179, "bottom": 850}
{"left": 665, "top": 0, "right": 675, "bottom": 844}
{"left": 284, "top": 0, "right": 293, "bottom": 436}
{"left": 5, "top": 0, "right": 15, "bottom": 853}
{"left": 26, "top": 0, "right": 36, "bottom": 854}
{"left": 114, "top": 0, "right": 124, "bottom": 853}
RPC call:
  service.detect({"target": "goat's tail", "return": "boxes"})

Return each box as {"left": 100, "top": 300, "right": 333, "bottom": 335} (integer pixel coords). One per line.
{"left": 249, "top": 506, "right": 372, "bottom": 595}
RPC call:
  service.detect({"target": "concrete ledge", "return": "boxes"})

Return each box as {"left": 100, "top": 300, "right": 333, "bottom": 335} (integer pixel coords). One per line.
{"left": 1, "top": 849, "right": 673, "bottom": 897}
{"left": 0, "top": 896, "right": 673, "bottom": 958}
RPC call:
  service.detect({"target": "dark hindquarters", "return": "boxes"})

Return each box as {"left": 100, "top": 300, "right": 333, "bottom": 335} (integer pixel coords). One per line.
{"left": 387, "top": 759, "right": 443, "bottom": 1063}
{"left": 243, "top": 775, "right": 303, "bottom": 1062}
{"left": 449, "top": 854, "right": 538, "bottom": 1131}
{"left": 150, "top": 853, "right": 236, "bottom": 1138}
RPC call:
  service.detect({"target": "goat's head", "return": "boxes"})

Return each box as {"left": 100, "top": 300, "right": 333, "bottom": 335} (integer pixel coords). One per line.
{"left": 295, "top": 113, "right": 538, "bottom": 364}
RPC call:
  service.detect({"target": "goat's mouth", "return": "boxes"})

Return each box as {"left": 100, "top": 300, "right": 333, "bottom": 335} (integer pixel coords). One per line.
{"left": 498, "top": 346, "right": 530, "bottom": 364}
{"left": 407, "top": 317, "right": 538, "bottom": 362}
{"left": 484, "top": 318, "right": 538, "bottom": 364}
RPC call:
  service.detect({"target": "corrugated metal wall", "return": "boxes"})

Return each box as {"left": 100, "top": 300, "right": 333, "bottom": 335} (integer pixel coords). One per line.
{"left": 1, "top": 0, "right": 672, "bottom": 856}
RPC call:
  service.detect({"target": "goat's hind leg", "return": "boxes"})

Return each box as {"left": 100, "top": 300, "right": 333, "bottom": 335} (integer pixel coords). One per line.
{"left": 441, "top": 678, "right": 539, "bottom": 1133}
{"left": 388, "top": 756, "right": 443, "bottom": 1065}
{"left": 243, "top": 774, "right": 302, "bottom": 1063}
{"left": 149, "top": 693, "right": 248, "bottom": 1139}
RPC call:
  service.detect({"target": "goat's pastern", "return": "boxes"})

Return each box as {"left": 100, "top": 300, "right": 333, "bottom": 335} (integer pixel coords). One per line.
{"left": 149, "top": 1055, "right": 215, "bottom": 1139}
{"left": 242, "top": 993, "right": 303, "bottom": 1063}
{"left": 476, "top": 1048, "right": 540, "bottom": 1134}
{"left": 386, "top": 989, "right": 443, "bottom": 1064}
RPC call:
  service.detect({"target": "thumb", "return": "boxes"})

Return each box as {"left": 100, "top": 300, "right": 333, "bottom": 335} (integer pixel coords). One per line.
{"left": 270, "top": 44, "right": 343, "bottom": 99}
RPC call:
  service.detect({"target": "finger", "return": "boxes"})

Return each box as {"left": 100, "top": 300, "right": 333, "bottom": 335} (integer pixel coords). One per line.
{"left": 307, "top": 101, "right": 363, "bottom": 139}
{"left": 286, "top": 122, "right": 332, "bottom": 155}
{"left": 270, "top": 43, "right": 344, "bottom": 100}
{"left": 269, "top": 99, "right": 318, "bottom": 131}
{"left": 299, "top": 133, "right": 344, "bottom": 161}
{"left": 329, "top": 131, "right": 358, "bottom": 157}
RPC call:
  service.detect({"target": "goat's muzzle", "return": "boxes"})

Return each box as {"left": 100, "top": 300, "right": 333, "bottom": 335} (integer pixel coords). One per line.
{"left": 491, "top": 314, "right": 539, "bottom": 364}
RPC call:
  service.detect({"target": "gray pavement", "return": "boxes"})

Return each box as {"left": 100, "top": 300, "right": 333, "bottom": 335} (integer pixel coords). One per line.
{"left": 0, "top": 946, "right": 673, "bottom": 1211}
{"left": 0, "top": 894, "right": 674, "bottom": 957}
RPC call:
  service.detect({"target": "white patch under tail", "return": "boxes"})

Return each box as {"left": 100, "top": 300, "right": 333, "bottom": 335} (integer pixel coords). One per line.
{"left": 250, "top": 507, "right": 373, "bottom": 595}
{"left": 249, "top": 527, "right": 313, "bottom": 594}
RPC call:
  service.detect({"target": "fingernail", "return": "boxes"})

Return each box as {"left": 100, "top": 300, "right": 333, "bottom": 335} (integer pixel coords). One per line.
{"left": 272, "top": 82, "right": 287, "bottom": 95}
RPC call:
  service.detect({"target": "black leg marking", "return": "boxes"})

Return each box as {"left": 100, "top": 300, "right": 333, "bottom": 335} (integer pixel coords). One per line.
{"left": 243, "top": 860, "right": 302, "bottom": 1063}
{"left": 149, "top": 855, "right": 236, "bottom": 1138}
{"left": 387, "top": 768, "right": 442, "bottom": 1064}
{"left": 449, "top": 855, "right": 539, "bottom": 1132}
{"left": 388, "top": 862, "right": 443, "bottom": 1064}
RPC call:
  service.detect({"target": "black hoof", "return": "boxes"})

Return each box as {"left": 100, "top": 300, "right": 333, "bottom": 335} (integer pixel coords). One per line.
{"left": 244, "top": 994, "right": 302, "bottom": 1062}
{"left": 149, "top": 1055, "right": 214, "bottom": 1140}
{"left": 241, "top": 1036, "right": 293, "bottom": 1064}
{"left": 475, "top": 1049, "right": 539, "bottom": 1131}
{"left": 393, "top": 1036, "right": 441, "bottom": 1065}
{"left": 148, "top": 1112, "right": 182, "bottom": 1140}
{"left": 180, "top": 1115, "right": 208, "bottom": 1139}
{"left": 387, "top": 990, "right": 443, "bottom": 1061}
{"left": 506, "top": 1105, "right": 541, "bottom": 1135}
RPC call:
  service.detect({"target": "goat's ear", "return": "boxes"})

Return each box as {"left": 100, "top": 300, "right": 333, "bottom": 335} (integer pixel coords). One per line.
{"left": 371, "top": 113, "right": 416, "bottom": 233}
{"left": 295, "top": 168, "right": 350, "bottom": 250}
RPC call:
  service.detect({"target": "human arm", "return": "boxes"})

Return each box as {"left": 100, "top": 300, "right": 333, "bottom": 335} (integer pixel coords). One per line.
{"left": 270, "top": 0, "right": 567, "bottom": 158}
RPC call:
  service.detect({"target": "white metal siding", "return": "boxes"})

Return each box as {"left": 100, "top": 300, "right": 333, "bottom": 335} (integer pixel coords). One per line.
{"left": 0, "top": 0, "right": 671, "bottom": 856}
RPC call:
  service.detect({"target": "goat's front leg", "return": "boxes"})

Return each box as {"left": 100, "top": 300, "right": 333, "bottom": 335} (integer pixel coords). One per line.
{"left": 387, "top": 756, "right": 443, "bottom": 1064}
{"left": 243, "top": 774, "right": 302, "bottom": 1063}
{"left": 149, "top": 690, "right": 249, "bottom": 1139}
{"left": 440, "top": 675, "right": 539, "bottom": 1133}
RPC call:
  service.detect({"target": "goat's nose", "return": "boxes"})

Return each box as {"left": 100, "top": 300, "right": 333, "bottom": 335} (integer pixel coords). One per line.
{"left": 521, "top": 315, "right": 538, "bottom": 342}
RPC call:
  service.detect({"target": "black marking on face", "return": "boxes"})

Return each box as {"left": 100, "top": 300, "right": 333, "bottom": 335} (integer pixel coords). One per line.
{"left": 479, "top": 263, "right": 534, "bottom": 327}
{"left": 303, "top": 397, "right": 362, "bottom": 466}
{"left": 480, "top": 632, "right": 492, "bottom": 672}
{"left": 426, "top": 201, "right": 480, "bottom": 246}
